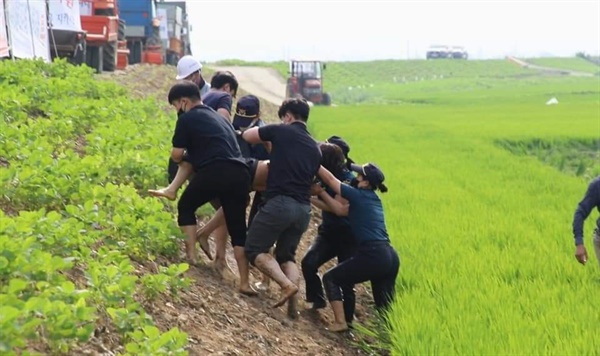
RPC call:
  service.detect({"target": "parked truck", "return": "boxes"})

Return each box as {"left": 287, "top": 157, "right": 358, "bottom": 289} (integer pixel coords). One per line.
{"left": 156, "top": 0, "right": 192, "bottom": 65}
{"left": 117, "top": 0, "right": 160, "bottom": 65}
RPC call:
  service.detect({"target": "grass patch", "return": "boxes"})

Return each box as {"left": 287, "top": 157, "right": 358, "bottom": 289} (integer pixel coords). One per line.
{"left": 525, "top": 57, "right": 600, "bottom": 75}
{"left": 497, "top": 138, "right": 600, "bottom": 180}
{"left": 308, "top": 67, "right": 599, "bottom": 353}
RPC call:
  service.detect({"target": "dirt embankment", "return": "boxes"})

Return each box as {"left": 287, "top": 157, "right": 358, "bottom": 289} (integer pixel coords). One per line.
{"left": 98, "top": 64, "right": 378, "bottom": 356}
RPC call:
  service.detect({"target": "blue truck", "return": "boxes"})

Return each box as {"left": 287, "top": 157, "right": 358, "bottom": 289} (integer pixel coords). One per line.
{"left": 116, "top": 0, "right": 191, "bottom": 65}
{"left": 117, "top": 0, "right": 158, "bottom": 64}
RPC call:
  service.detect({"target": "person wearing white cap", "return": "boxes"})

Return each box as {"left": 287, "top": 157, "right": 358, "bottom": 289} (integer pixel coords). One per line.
{"left": 175, "top": 55, "right": 211, "bottom": 97}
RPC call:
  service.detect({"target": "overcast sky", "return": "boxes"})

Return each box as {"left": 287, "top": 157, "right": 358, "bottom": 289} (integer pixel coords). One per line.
{"left": 184, "top": 0, "right": 600, "bottom": 62}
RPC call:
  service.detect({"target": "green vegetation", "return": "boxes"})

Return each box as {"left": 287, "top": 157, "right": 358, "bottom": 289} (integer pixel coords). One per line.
{"left": 497, "top": 138, "right": 600, "bottom": 180}
{"left": 2, "top": 56, "right": 598, "bottom": 355}
{"left": 308, "top": 63, "right": 599, "bottom": 353}
{"left": 224, "top": 58, "right": 599, "bottom": 105}
{"left": 0, "top": 59, "right": 189, "bottom": 354}
{"left": 525, "top": 57, "right": 600, "bottom": 74}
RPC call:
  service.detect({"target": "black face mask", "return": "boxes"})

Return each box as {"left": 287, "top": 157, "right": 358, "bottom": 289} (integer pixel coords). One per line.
{"left": 350, "top": 178, "right": 359, "bottom": 188}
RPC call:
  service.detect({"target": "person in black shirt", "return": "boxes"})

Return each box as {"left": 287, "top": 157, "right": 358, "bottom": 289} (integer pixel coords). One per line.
{"left": 240, "top": 98, "right": 322, "bottom": 315}
{"left": 302, "top": 139, "right": 357, "bottom": 326}
{"left": 232, "top": 95, "right": 271, "bottom": 226}
{"left": 153, "top": 71, "right": 240, "bottom": 279}
{"left": 166, "top": 81, "right": 255, "bottom": 296}
{"left": 573, "top": 175, "right": 600, "bottom": 268}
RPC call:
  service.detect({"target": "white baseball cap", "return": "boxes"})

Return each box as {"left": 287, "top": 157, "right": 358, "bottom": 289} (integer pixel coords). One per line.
{"left": 175, "top": 55, "right": 202, "bottom": 80}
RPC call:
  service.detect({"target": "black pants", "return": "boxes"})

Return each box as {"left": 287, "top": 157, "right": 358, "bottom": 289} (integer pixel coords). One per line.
{"left": 247, "top": 191, "right": 263, "bottom": 228}
{"left": 169, "top": 157, "right": 221, "bottom": 209}
{"left": 167, "top": 157, "right": 179, "bottom": 184}
{"left": 177, "top": 161, "right": 250, "bottom": 247}
{"left": 323, "top": 240, "right": 399, "bottom": 313}
{"left": 301, "top": 228, "right": 356, "bottom": 322}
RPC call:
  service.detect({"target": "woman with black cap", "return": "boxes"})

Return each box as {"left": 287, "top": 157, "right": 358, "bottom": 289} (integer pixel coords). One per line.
{"left": 313, "top": 161, "right": 400, "bottom": 332}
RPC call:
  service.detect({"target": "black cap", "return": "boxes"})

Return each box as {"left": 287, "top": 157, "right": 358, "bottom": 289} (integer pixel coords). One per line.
{"left": 326, "top": 135, "right": 350, "bottom": 158}
{"left": 232, "top": 95, "right": 261, "bottom": 129}
{"left": 349, "top": 162, "right": 385, "bottom": 188}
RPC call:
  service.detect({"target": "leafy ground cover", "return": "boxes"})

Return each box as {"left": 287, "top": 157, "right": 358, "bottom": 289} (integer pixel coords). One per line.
{"left": 0, "top": 59, "right": 190, "bottom": 354}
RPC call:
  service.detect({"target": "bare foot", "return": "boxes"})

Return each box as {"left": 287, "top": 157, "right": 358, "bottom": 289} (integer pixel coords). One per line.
{"left": 327, "top": 322, "right": 348, "bottom": 333}
{"left": 197, "top": 233, "right": 213, "bottom": 260}
{"left": 287, "top": 294, "right": 299, "bottom": 319}
{"left": 184, "top": 237, "right": 197, "bottom": 263}
{"left": 148, "top": 188, "right": 177, "bottom": 201}
{"left": 212, "top": 260, "right": 236, "bottom": 281}
{"left": 273, "top": 284, "right": 299, "bottom": 308}
{"left": 239, "top": 285, "right": 259, "bottom": 297}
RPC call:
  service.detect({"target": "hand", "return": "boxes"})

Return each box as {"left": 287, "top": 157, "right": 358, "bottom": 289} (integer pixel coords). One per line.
{"left": 575, "top": 244, "right": 588, "bottom": 265}
{"left": 338, "top": 202, "right": 349, "bottom": 216}
{"left": 310, "top": 183, "right": 324, "bottom": 196}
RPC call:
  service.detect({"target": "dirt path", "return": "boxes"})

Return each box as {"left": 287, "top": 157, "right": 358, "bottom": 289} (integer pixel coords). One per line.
{"left": 506, "top": 56, "right": 595, "bottom": 77}
{"left": 97, "top": 65, "right": 374, "bottom": 356}
{"left": 210, "top": 66, "right": 288, "bottom": 106}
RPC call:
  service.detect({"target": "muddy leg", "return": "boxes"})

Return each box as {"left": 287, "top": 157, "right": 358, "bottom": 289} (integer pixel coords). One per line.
{"left": 254, "top": 253, "right": 298, "bottom": 308}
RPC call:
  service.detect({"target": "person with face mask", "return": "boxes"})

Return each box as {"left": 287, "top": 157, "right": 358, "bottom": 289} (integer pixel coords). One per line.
{"left": 240, "top": 98, "right": 322, "bottom": 317}
{"left": 162, "top": 56, "right": 212, "bottom": 192}
{"left": 152, "top": 70, "right": 241, "bottom": 280}
{"left": 314, "top": 162, "right": 400, "bottom": 332}
{"left": 166, "top": 81, "right": 256, "bottom": 296}
{"left": 302, "top": 139, "right": 358, "bottom": 327}
{"left": 175, "top": 55, "right": 211, "bottom": 96}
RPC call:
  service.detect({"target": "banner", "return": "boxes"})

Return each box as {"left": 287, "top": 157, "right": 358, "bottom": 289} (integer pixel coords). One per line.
{"left": 48, "top": 0, "right": 82, "bottom": 32}
{"left": 6, "top": 0, "right": 51, "bottom": 62}
{"left": 157, "top": 9, "right": 168, "bottom": 40}
{"left": 0, "top": 0, "right": 9, "bottom": 57}
{"left": 79, "top": 0, "right": 92, "bottom": 16}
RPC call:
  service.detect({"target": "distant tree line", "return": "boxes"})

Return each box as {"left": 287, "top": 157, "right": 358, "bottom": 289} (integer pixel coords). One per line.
{"left": 576, "top": 52, "right": 600, "bottom": 66}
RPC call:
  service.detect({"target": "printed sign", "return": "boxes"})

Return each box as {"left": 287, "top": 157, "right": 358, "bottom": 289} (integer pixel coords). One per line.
{"left": 0, "top": 0, "right": 9, "bottom": 57}
{"left": 48, "top": 0, "right": 82, "bottom": 32}
{"left": 6, "top": 0, "right": 51, "bottom": 62}
{"left": 157, "top": 9, "right": 168, "bottom": 40}
{"left": 79, "top": 0, "right": 92, "bottom": 16}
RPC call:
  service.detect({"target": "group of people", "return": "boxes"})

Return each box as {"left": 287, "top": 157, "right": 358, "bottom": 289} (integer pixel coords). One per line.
{"left": 148, "top": 55, "right": 400, "bottom": 332}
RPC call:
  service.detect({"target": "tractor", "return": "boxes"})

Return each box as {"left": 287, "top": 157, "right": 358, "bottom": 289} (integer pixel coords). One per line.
{"left": 285, "top": 60, "right": 331, "bottom": 106}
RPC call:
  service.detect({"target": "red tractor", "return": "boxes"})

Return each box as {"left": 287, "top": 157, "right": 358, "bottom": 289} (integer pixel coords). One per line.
{"left": 285, "top": 60, "right": 331, "bottom": 106}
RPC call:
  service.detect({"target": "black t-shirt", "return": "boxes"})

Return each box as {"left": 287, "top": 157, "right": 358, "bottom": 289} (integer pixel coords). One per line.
{"left": 172, "top": 105, "right": 245, "bottom": 171}
{"left": 201, "top": 91, "right": 233, "bottom": 114}
{"left": 258, "top": 122, "right": 321, "bottom": 204}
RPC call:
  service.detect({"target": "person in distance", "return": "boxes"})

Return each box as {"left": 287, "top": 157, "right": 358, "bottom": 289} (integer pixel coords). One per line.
{"left": 572, "top": 175, "right": 600, "bottom": 268}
